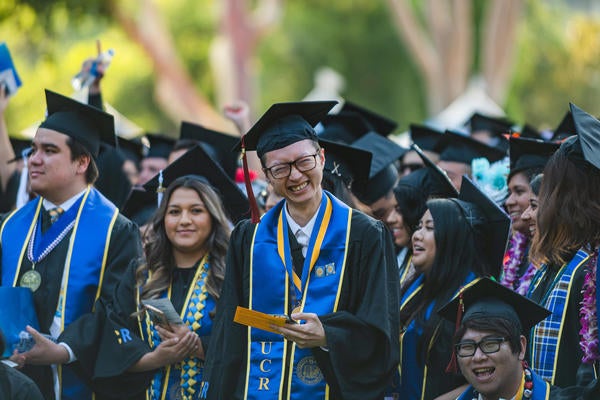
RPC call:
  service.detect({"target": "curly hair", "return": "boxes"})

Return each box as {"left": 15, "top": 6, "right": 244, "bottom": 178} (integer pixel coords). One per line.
{"left": 136, "top": 176, "right": 231, "bottom": 304}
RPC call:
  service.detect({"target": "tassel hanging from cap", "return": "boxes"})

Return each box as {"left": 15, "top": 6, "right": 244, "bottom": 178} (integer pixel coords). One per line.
{"left": 445, "top": 291, "right": 465, "bottom": 374}
{"left": 241, "top": 135, "right": 261, "bottom": 223}
{"left": 157, "top": 169, "right": 165, "bottom": 207}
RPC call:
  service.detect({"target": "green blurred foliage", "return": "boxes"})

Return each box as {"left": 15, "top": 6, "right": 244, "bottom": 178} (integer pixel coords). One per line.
{"left": 1, "top": 0, "right": 599, "bottom": 139}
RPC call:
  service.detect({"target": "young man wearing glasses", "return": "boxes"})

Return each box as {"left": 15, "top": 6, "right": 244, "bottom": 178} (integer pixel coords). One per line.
{"left": 200, "top": 102, "right": 399, "bottom": 399}
{"left": 438, "top": 278, "right": 555, "bottom": 400}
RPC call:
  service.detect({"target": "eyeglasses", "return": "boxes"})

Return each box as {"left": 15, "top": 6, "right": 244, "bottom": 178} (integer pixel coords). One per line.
{"left": 263, "top": 151, "right": 320, "bottom": 179}
{"left": 455, "top": 337, "right": 507, "bottom": 357}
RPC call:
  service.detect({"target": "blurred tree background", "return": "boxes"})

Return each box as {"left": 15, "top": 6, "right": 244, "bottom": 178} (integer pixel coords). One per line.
{"left": 1, "top": 0, "right": 599, "bottom": 138}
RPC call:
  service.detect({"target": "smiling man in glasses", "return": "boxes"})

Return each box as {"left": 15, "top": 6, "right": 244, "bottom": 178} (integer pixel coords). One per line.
{"left": 200, "top": 102, "right": 399, "bottom": 400}
{"left": 438, "top": 278, "right": 555, "bottom": 400}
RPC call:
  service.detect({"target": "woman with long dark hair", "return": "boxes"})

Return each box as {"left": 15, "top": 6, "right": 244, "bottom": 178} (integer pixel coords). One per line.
{"left": 526, "top": 104, "right": 600, "bottom": 387}
{"left": 390, "top": 177, "right": 510, "bottom": 400}
{"left": 501, "top": 137, "right": 558, "bottom": 293}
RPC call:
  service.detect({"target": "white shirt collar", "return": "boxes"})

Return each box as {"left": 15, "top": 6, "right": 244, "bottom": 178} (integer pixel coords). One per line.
{"left": 42, "top": 188, "right": 87, "bottom": 211}
{"left": 284, "top": 203, "right": 319, "bottom": 240}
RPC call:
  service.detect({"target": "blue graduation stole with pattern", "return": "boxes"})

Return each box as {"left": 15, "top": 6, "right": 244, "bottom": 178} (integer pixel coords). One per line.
{"left": 528, "top": 248, "right": 590, "bottom": 384}
{"left": 456, "top": 369, "right": 550, "bottom": 400}
{"left": 139, "top": 257, "right": 215, "bottom": 400}
{"left": 245, "top": 191, "right": 351, "bottom": 400}
{"left": 0, "top": 187, "right": 118, "bottom": 400}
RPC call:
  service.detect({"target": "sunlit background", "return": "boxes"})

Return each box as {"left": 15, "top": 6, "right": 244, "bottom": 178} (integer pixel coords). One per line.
{"left": 1, "top": 0, "right": 600, "bottom": 138}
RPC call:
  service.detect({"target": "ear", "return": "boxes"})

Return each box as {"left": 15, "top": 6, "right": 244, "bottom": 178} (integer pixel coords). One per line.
{"left": 518, "top": 335, "right": 527, "bottom": 360}
{"left": 75, "top": 154, "right": 91, "bottom": 175}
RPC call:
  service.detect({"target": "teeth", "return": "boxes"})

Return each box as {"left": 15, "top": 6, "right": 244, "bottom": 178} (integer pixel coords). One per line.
{"left": 474, "top": 368, "right": 494, "bottom": 376}
{"left": 290, "top": 182, "right": 308, "bottom": 192}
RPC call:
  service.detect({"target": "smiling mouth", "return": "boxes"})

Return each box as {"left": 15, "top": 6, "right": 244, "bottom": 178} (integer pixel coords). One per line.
{"left": 289, "top": 182, "right": 308, "bottom": 192}
{"left": 473, "top": 367, "right": 495, "bottom": 379}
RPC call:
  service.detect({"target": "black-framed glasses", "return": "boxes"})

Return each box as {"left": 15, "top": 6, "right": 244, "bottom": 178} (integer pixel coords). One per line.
{"left": 455, "top": 337, "right": 507, "bottom": 357}
{"left": 263, "top": 151, "right": 320, "bottom": 179}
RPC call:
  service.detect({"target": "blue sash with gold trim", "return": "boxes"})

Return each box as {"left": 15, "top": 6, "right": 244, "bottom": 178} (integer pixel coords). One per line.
{"left": 529, "top": 248, "right": 589, "bottom": 384}
{"left": 1, "top": 188, "right": 117, "bottom": 400}
{"left": 245, "top": 191, "right": 351, "bottom": 400}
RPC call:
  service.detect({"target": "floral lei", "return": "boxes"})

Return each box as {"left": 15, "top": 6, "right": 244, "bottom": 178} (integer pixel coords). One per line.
{"left": 579, "top": 248, "right": 599, "bottom": 364}
{"left": 500, "top": 231, "right": 529, "bottom": 290}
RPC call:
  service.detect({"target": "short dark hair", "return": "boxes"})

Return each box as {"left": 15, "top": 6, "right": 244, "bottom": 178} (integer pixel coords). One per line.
{"left": 66, "top": 137, "right": 99, "bottom": 184}
{"left": 453, "top": 317, "right": 522, "bottom": 355}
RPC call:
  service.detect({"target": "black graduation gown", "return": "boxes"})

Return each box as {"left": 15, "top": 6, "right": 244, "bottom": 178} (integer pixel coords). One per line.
{"left": 528, "top": 262, "right": 592, "bottom": 387}
{"left": 0, "top": 212, "right": 142, "bottom": 399}
{"left": 202, "top": 210, "right": 400, "bottom": 400}
{"left": 0, "top": 362, "right": 44, "bottom": 400}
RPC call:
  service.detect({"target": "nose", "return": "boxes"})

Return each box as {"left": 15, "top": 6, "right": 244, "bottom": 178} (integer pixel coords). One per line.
{"left": 521, "top": 207, "right": 531, "bottom": 221}
{"left": 179, "top": 210, "right": 191, "bottom": 224}
{"left": 472, "top": 345, "right": 488, "bottom": 361}
{"left": 288, "top": 164, "right": 303, "bottom": 180}
{"left": 505, "top": 192, "right": 516, "bottom": 206}
{"left": 385, "top": 209, "right": 399, "bottom": 224}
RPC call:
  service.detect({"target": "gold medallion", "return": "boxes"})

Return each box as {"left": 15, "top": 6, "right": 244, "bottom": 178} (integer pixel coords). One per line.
{"left": 296, "top": 356, "right": 323, "bottom": 385}
{"left": 20, "top": 270, "right": 42, "bottom": 292}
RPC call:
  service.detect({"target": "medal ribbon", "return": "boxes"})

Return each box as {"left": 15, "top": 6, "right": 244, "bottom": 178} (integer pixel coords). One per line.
{"left": 277, "top": 195, "right": 332, "bottom": 308}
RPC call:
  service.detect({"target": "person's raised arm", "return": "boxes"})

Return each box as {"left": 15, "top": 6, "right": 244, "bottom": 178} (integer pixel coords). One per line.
{"left": 0, "top": 84, "right": 16, "bottom": 193}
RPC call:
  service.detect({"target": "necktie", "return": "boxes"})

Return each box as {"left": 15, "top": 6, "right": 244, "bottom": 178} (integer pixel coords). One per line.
{"left": 48, "top": 207, "right": 64, "bottom": 224}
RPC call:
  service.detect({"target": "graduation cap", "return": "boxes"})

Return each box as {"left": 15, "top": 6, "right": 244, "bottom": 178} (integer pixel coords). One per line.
{"left": 318, "top": 112, "right": 373, "bottom": 144}
{"left": 7, "top": 137, "right": 32, "bottom": 163}
{"left": 438, "top": 277, "right": 551, "bottom": 333}
{"left": 0, "top": 287, "right": 40, "bottom": 358}
{"left": 409, "top": 124, "right": 444, "bottom": 152}
{"left": 116, "top": 136, "right": 146, "bottom": 165}
{"left": 179, "top": 121, "right": 239, "bottom": 179}
{"left": 560, "top": 102, "right": 600, "bottom": 171}
{"left": 237, "top": 101, "right": 337, "bottom": 222}
{"left": 145, "top": 134, "right": 175, "bottom": 159}
{"left": 318, "top": 138, "right": 372, "bottom": 187}
{"left": 467, "top": 113, "right": 514, "bottom": 152}
{"left": 143, "top": 145, "right": 249, "bottom": 223}
{"left": 436, "top": 130, "right": 507, "bottom": 165}
{"left": 400, "top": 144, "right": 458, "bottom": 198}
{"left": 351, "top": 132, "right": 408, "bottom": 205}
{"left": 121, "top": 187, "right": 157, "bottom": 226}
{"left": 519, "top": 124, "right": 542, "bottom": 140}
{"left": 340, "top": 101, "right": 398, "bottom": 136}
{"left": 551, "top": 111, "right": 575, "bottom": 142}
{"left": 509, "top": 136, "right": 559, "bottom": 179}
{"left": 39, "top": 89, "right": 116, "bottom": 158}
{"left": 0, "top": 42, "right": 22, "bottom": 96}
{"left": 452, "top": 176, "right": 511, "bottom": 272}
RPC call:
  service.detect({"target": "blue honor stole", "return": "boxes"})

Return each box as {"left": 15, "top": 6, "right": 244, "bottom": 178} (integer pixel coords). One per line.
{"left": 457, "top": 370, "right": 550, "bottom": 400}
{"left": 245, "top": 192, "right": 351, "bottom": 400}
{"left": 529, "top": 249, "right": 590, "bottom": 383}
{"left": 1, "top": 188, "right": 118, "bottom": 400}
{"left": 139, "top": 256, "right": 213, "bottom": 400}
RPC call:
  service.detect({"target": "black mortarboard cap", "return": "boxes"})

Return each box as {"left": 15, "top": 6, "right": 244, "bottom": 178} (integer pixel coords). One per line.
{"left": 436, "top": 130, "right": 506, "bottom": 165}
{"left": 409, "top": 124, "right": 444, "bottom": 152}
{"left": 179, "top": 121, "right": 240, "bottom": 179}
{"left": 39, "top": 89, "right": 116, "bottom": 158}
{"left": 318, "top": 111, "right": 372, "bottom": 144}
{"left": 562, "top": 103, "right": 600, "bottom": 171}
{"left": 144, "top": 145, "right": 249, "bottom": 223}
{"left": 468, "top": 112, "right": 514, "bottom": 136}
{"left": 117, "top": 136, "right": 146, "bottom": 165}
{"left": 121, "top": 187, "right": 157, "bottom": 226}
{"left": 452, "top": 176, "right": 511, "bottom": 271}
{"left": 145, "top": 134, "right": 175, "bottom": 159}
{"left": 404, "top": 144, "right": 458, "bottom": 198}
{"left": 318, "top": 138, "right": 372, "bottom": 187}
{"left": 239, "top": 101, "right": 337, "bottom": 158}
{"left": 7, "top": 137, "right": 32, "bottom": 163}
{"left": 341, "top": 101, "right": 398, "bottom": 136}
{"left": 509, "top": 137, "right": 559, "bottom": 178}
{"left": 438, "top": 277, "right": 550, "bottom": 332}
{"left": 519, "top": 124, "right": 541, "bottom": 140}
{"left": 351, "top": 132, "right": 407, "bottom": 204}
{"left": 551, "top": 111, "right": 575, "bottom": 142}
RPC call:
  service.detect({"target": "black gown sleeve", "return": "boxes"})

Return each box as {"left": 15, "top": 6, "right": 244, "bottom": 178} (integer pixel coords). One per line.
{"left": 314, "top": 214, "right": 400, "bottom": 399}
